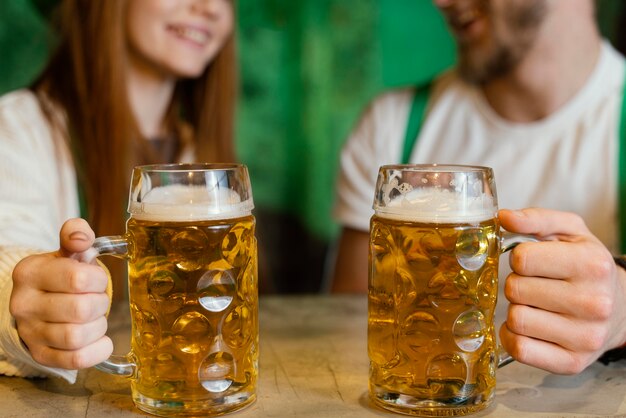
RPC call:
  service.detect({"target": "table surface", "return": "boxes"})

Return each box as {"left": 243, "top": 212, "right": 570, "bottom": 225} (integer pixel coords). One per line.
{"left": 1, "top": 295, "right": 626, "bottom": 418}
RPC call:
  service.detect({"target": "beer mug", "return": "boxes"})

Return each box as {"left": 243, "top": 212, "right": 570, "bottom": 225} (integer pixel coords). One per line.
{"left": 368, "top": 164, "right": 534, "bottom": 416}
{"left": 89, "top": 163, "right": 258, "bottom": 417}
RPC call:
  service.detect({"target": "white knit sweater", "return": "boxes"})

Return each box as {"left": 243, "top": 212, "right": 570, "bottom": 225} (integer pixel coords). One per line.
{"left": 0, "top": 90, "right": 82, "bottom": 383}
{"left": 0, "top": 89, "right": 196, "bottom": 384}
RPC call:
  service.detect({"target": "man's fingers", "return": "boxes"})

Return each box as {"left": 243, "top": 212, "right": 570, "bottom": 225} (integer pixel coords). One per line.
{"left": 500, "top": 322, "right": 595, "bottom": 375}
{"left": 508, "top": 239, "right": 613, "bottom": 280}
{"left": 505, "top": 303, "right": 609, "bottom": 353}
{"left": 505, "top": 274, "right": 572, "bottom": 314}
{"left": 29, "top": 336, "right": 114, "bottom": 370}
{"left": 505, "top": 273, "right": 614, "bottom": 319}
{"left": 499, "top": 208, "right": 592, "bottom": 239}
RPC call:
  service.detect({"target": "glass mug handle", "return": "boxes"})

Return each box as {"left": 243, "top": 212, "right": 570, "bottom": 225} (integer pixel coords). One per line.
{"left": 77, "top": 235, "right": 135, "bottom": 377}
{"left": 496, "top": 231, "right": 539, "bottom": 368}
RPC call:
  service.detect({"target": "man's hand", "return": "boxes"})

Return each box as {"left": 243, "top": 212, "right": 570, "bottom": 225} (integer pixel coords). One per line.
{"left": 10, "top": 218, "right": 113, "bottom": 370}
{"left": 499, "top": 208, "right": 626, "bottom": 374}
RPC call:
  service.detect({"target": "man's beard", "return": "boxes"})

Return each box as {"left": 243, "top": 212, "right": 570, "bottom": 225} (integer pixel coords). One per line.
{"left": 457, "top": 0, "right": 547, "bottom": 85}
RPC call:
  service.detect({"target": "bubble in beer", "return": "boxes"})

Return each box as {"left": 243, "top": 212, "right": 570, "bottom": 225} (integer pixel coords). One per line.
{"left": 370, "top": 223, "right": 397, "bottom": 285}
{"left": 453, "top": 309, "right": 486, "bottom": 352}
{"left": 415, "top": 230, "right": 445, "bottom": 270}
{"left": 455, "top": 228, "right": 488, "bottom": 271}
{"left": 204, "top": 222, "right": 231, "bottom": 251}
{"left": 223, "top": 304, "right": 254, "bottom": 348}
{"left": 197, "top": 269, "right": 235, "bottom": 312}
{"left": 426, "top": 353, "right": 468, "bottom": 389}
{"left": 245, "top": 342, "right": 259, "bottom": 372}
{"left": 149, "top": 353, "right": 186, "bottom": 394}
{"left": 148, "top": 269, "right": 178, "bottom": 297}
{"left": 133, "top": 255, "right": 173, "bottom": 278}
{"left": 454, "top": 271, "right": 470, "bottom": 294}
{"left": 199, "top": 351, "right": 235, "bottom": 393}
{"left": 477, "top": 267, "right": 497, "bottom": 302}
{"left": 370, "top": 223, "right": 391, "bottom": 258}
{"left": 368, "top": 293, "right": 400, "bottom": 367}
{"left": 401, "top": 311, "right": 441, "bottom": 353}
{"left": 222, "top": 224, "right": 253, "bottom": 268}
{"left": 152, "top": 292, "right": 185, "bottom": 314}
{"left": 132, "top": 307, "right": 161, "bottom": 351}
{"left": 127, "top": 228, "right": 150, "bottom": 260}
{"left": 427, "top": 271, "right": 462, "bottom": 310}
{"left": 238, "top": 257, "right": 257, "bottom": 303}
{"left": 172, "top": 312, "right": 213, "bottom": 354}
{"left": 395, "top": 226, "right": 446, "bottom": 277}
{"left": 170, "top": 227, "right": 209, "bottom": 271}
{"left": 478, "top": 349, "right": 497, "bottom": 380}
{"left": 394, "top": 267, "right": 418, "bottom": 306}
{"left": 156, "top": 227, "right": 176, "bottom": 253}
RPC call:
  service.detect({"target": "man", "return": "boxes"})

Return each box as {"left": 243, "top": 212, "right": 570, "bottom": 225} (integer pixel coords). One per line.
{"left": 332, "top": 0, "right": 626, "bottom": 374}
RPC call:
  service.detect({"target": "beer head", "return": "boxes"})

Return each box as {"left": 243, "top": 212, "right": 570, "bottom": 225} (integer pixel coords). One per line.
{"left": 377, "top": 187, "right": 496, "bottom": 223}
{"left": 373, "top": 164, "right": 497, "bottom": 223}
{"left": 128, "top": 163, "right": 254, "bottom": 221}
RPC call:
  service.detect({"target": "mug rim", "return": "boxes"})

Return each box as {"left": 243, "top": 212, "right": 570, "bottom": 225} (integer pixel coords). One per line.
{"left": 128, "top": 162, "right": 254, "bottom": 220}
{"left": 134, "top": 163, "right": 246, "bottom": 173}
{"left": 379, "top": 163, "right": 492, "bottom": 173}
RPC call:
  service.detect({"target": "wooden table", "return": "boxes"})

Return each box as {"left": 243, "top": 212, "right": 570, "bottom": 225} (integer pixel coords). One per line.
{"left": 1, "top": 295, "right": 626, "bottom": 417}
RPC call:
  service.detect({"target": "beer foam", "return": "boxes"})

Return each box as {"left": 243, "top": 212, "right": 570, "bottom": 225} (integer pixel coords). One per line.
{"left": 376, "top": 187, "right": 496, "bottom": 223}
{"left": 129, "top": 184, "right": 253, "bottom": 221}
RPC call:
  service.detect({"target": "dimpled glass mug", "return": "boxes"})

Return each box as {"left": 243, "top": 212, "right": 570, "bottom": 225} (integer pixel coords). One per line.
{"left": 88, "top": 163, "right": 258, "bottom": 417}
{"left": 368, "top": 164, "right": 534, "bottom": 416}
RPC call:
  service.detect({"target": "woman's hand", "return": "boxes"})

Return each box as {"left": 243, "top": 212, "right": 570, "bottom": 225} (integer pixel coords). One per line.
{"left": 499, "top": 208, "right": 626, "bottom": 374}
{"left": 10, "top": 218, "right": 113, "bottom": 370}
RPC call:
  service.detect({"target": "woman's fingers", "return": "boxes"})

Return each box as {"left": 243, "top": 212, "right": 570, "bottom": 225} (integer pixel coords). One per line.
{"left": 18, "top": 316, "right": 109, "bottom": 351}
{"left": 29, "top": 336, "right": 114, "bottom": 370}
{"left": 58, "top": 218, "right": 96, "bottom": 256}
{"left": 12, "top": 254, "right": 109, "bottom": 295}
{"left": 14, "top": 291, "right": 110, "bottom": 324}
{"left": 10, "top": 218, "right": 114, "bottom": 370}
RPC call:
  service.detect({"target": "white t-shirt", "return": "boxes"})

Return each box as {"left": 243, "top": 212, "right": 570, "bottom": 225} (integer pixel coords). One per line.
{"left": 334, "top": 41, "right": 625, "bottom": 254}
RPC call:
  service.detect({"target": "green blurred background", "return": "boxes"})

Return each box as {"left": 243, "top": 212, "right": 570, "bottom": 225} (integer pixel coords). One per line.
{"left": 1, "top": 0, "right": 624, "bottom": 293}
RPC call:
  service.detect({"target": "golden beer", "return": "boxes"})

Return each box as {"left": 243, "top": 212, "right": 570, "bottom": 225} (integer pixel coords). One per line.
{"left": 91, "top": 163, "right": 257, "bottom": 416}
{"left": 369, "top": 214, "right": 500, "bottom": 416}
{"left": 126, "top": 215, "right": 258, "bottom": 416}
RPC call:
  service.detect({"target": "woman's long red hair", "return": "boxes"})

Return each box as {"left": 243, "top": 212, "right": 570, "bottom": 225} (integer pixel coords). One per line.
{"left": 34, "top": 0, "right": 237, "bottom": 236}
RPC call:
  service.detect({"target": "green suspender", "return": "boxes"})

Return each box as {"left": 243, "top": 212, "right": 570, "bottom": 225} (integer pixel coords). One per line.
{"left": 617, "top": 80, "right": 626, "bottom": 254}
{"left": 401, "top": 84, "right": 432, "bottom": 164}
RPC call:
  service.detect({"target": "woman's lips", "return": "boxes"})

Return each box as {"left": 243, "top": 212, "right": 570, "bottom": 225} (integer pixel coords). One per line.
{"left": 167, "top": 24, "right": 211, "bottom": 46}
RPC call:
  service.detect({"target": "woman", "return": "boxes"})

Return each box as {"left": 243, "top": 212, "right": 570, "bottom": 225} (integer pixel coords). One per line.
{"left": 0, "top": 0, "right": 236, "bottom": 383}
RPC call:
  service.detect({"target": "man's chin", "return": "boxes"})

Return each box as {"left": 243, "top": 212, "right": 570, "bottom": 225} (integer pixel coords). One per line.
{"left": 457, "top": 58, "right": 489, "bottom": 86}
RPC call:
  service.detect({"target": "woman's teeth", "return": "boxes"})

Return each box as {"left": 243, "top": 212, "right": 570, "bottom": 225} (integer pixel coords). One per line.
{"left": 171, "top": 26, "right": 209, "bottom": 44}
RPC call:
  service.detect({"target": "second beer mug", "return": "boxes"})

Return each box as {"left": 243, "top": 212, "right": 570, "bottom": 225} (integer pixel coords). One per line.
{"left": 368, "top": 164, "right": 533, "bottom": 416}
{"left": 89, "top": 163, "right": 258, "bottom": 417}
